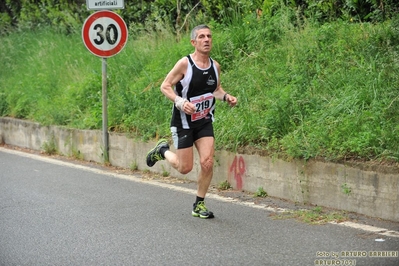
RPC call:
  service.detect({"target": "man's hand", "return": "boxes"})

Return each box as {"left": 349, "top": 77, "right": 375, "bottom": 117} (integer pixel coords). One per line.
{"left": 183, "top": 101, "right": 196, "bottom": 115}
{"left": 225, "top": 94, "right": 237, "bottom": 107}
{"left": 175, "top": 96, "right": 196, "bottom": 114}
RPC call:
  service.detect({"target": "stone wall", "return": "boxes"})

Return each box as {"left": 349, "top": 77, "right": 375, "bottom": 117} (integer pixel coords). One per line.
{"left": 1, "top": 117, "right": 398, "bottom": 221}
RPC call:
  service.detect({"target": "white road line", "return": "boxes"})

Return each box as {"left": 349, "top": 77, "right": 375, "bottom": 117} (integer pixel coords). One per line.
{"left": 2, "top": 147, "right": 398, "bottom": 238}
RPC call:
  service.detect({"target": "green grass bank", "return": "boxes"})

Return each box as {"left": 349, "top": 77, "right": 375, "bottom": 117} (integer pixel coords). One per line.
{"left": 1, "top": 16, "right": 399, "bottom": 163}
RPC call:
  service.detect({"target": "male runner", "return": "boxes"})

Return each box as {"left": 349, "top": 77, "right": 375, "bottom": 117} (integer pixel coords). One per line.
{"left": 146, "top": 24, "right": 237, "bottom": 218}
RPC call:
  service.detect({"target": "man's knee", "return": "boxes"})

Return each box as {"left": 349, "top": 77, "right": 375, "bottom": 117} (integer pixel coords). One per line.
{"left": 178, "top": 165, "right": 193, "bottom": 174}
{"left": 200, "top": 156, "right": 213, "bottom": 172}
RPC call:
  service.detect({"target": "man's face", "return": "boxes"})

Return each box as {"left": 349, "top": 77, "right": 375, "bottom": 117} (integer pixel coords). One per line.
{"left": 192, "top": 28, "right": 212, "bottom": 53}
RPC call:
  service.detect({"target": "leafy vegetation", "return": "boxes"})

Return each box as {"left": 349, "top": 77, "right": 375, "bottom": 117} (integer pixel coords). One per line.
{"left": 218, "top": 180, "right": 232, "bottom": 190}
{"left": 254, "top": 187, "right": 268, "bottom": 198}
{"left": 1, "top": 1, "right": 399, "bottom": 163}
{"left": 1, "top": 0, "right": 398, "bottom": 36}
{"left": 41, "top": 134, "right": 58, "bottom": 155}
{"left": 272, "top": 206, "right": 348, "bottom": 224}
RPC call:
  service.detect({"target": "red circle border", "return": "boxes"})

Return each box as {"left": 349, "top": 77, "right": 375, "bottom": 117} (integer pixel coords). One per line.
{"left": 82, "top": 10, "right": 128, "bottom": 58}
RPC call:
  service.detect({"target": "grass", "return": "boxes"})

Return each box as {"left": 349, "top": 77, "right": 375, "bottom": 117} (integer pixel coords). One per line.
{"left": 272, "top": 206, "right": 348, "bottom": 225}
{"left": 341, "top": 183, "right": 352, "bottom": 196}
{"left": 41, "top": 136, "right": 58, "bottom": 155}
{"left": 130, "top": 161, "right": 139, "bottom": 171}
{"left": 161, "top": 166, "right": 170, "bottom": 177}
{"left": 71, "top": 147, "right": 84, "bottom": 160}
{"left": 2, "top": 14, "right": 399, "bottom": 163}
{"left": 254, "top": 187, "right": 268, "bottom": 197}
{"left": 218, "top": 180, "right": 232, "bottom": 190}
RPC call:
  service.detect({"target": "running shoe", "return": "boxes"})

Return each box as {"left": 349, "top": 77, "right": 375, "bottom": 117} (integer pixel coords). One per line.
{"left": 192, "top": 201, "right": 214, "bottom": 219}
{"left": 146, "top": 139, "right": 169, "bottom": 167}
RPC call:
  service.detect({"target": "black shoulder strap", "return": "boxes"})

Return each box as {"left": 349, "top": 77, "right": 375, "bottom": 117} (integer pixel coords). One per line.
{"left": 187, "top": 55, "right": 195, "bottom": 67}
{"left": 187, "top": 55, "right": 214, "bottom": 69}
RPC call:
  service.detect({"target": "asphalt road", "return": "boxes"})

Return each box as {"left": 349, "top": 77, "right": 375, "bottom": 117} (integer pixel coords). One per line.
{"left": 1, "top": 148, "right": 398, "bottom": 266}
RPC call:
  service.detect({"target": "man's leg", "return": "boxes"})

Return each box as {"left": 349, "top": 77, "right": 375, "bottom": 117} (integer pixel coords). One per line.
{"left": 146, "top": 139, "right": 170, "bottom": 167}
{"left": 164, "top": 147, "right": 194, "bottom": 174}
{"left": 145, "top": 130, "right": 214, "bottom": 218}
{"left": 146, "top": 125, "right": 194, "bottom": 172}
{"left": 191, "top": 136, "right": 215, "bottom": 218}
{"left": 164, "top": 136, "right": 214, "bottom": 196}
{"left": 194, "top": 136, "right": 214, "bottom": 198}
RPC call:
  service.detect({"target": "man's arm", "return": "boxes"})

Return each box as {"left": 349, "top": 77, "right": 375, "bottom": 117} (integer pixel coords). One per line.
{"left": 213, "top": 61, "right": 237, "bottom": 107}
{"left": 160, "top": 58, "right": 196, "bottom": 114}
{"left": 160, "top": 58, "right": 186, "bottom": 102}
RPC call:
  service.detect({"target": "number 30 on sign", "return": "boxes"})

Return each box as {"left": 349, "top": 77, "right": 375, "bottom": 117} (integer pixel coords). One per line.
{"left": 82, "top": 10, "right": 128, "bottom": 58}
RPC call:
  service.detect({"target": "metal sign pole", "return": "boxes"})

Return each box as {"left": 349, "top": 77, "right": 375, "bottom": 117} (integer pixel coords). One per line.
{"left": 82, "top": 9, "right": 127, "bottom": 164}
{"left": 102, "top": 57, "right": 109, "bottom": 162}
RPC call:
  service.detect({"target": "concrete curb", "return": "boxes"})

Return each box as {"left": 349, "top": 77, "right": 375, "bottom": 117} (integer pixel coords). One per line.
{"left": 1, "top": 117, "right": 398, "bottom": 222}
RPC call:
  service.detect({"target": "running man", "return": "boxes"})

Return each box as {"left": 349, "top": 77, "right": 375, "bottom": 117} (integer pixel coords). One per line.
{"left": 146, "top": 24, "right": 238, "bottom": 219}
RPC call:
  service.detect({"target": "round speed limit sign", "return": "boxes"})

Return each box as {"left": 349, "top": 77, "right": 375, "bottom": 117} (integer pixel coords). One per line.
{"left": 82, "top": 10, "right": 128, "bottom": 58}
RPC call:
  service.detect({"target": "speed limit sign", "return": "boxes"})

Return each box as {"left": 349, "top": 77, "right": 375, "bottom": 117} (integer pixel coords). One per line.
{"left": 82, "top": 10, "right": 128, "bottom": 58}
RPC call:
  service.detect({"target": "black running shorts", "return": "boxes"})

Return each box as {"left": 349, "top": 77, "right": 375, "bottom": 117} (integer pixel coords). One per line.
{"left": 171, "top": 122, "right": 214, "bottom": 149}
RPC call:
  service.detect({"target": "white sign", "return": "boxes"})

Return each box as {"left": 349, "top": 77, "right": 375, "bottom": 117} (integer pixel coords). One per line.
{"left": 82, "top": 10, "right": 128, "bottom": 58}
{"left": 86, "top": 0, "right": 124, "bottom": 10}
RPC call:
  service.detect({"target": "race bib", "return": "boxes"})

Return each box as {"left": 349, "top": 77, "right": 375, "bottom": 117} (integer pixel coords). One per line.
{"left": 190, "top": 93, "right": 214, "bottom": 121}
